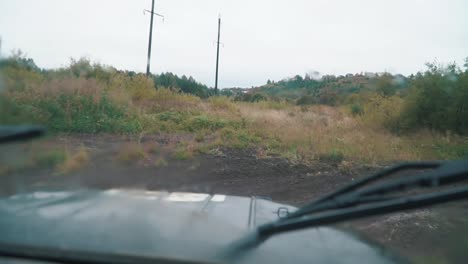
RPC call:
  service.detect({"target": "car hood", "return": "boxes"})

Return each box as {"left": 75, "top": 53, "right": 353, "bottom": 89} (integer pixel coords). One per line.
{"left": 0, "top": 189, "right": 404, "bottom": 264}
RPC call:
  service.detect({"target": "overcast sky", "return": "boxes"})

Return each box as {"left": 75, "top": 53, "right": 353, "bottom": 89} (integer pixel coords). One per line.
{"left": 1, "top": 0, "right": 467, "bottom": 88}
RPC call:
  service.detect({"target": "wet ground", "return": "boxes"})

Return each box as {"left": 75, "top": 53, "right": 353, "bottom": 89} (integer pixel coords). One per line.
{"left": 1, "top": 134, "right": 467, "bottom": 263}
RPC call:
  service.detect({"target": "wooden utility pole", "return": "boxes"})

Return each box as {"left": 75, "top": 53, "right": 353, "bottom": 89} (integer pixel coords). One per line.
{"left": 214, "top": 16, "right": 221, "bottom": 93}
{"left": 145, "top": 0, "right": 164, "bottom": 77}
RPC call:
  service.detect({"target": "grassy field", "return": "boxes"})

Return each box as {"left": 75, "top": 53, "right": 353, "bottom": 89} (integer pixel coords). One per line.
{"left": 1, "top": 57, "right": 467, "bottom": 174}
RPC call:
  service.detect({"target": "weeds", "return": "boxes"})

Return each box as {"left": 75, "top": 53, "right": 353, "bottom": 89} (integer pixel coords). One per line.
{"left": 57, "top": 146, "right": 90, "bottom": 174}
{"left": 154, "top": 157, "right": 169, "bottom": 167}
{"left": 319, "top": 149, "right": 345, "bottom": 163}
{"left": 172, "top": 149, "right": 193, "bottom": 160}
{"left": 116, "top": 143, "right": 146, "bottom": 163}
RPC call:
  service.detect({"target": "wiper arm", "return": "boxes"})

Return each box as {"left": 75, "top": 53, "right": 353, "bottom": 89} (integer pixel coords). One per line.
{"left": 0, "top": 125, "right": 45, "bottom": 144}
{"left": 264, "top": 160, "right": 468, "bottom": 235}
{"left": 287, "top": 161, "right": 441, "bottom": 219}
{"left": 259, "top": 182, "right": 468, "bottom": 238}
{"left": 228, "top": 160, "right": 468, "bottom": 252}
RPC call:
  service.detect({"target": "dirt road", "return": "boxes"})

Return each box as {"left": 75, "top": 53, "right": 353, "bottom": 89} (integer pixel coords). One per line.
{"left": 1, "top": 134, "right": 467, "bottom": 263}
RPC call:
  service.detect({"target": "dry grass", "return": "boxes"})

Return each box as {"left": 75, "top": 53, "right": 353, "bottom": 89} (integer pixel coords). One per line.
{"left": 216, "top": 103, "right": 466, "bottom": 163}
{"left": 144, "top": 89, "right": 202, "bottom": 112}
{"left": 57, "top": 146, "right": 90, "bottom": 174}
{"left": 116, "top": 142, "right": 147, "bottom": 163}
{"left": 207, "top": 96, "right": 239, "bottom": 113}
{"left": 154, "top": 157, "right": 169, "bottom": 167}
{"left": 172, "top": 140, "right": 199, "bottom": 160}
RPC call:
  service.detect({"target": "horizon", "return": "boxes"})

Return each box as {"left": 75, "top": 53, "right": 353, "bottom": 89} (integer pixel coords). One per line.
{"left": 2, "top": 52, "right": 457, "bottom": 90}
{"left": 1, "top": 0, "right": 467, "bottom": 88}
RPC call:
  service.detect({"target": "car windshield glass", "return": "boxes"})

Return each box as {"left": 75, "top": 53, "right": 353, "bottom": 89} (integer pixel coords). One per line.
{"left": 1, "top": 1, "right": 468, "bottom": 263}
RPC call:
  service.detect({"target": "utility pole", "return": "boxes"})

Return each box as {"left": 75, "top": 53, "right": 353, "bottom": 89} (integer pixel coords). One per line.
{"left": 144, "top": 0, "right": 164, "bottom": 77}
{"left": 214, "top": 15, "right": 221, "bottom": 94}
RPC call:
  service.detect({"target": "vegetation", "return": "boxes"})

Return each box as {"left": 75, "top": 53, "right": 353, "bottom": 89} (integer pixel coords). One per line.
{"left": 1, "top": 53, "right": 467, "bottom": 165}
{"left": 153, "top": 72, "right": 212, "bottom": 98}
{"left": 227, "top": 60, "right": 468, "bottom": 136}
{"left": 57, "top": 146, "right": 90, "bottom": 174}
{"left": 116, "top": 143, "right": 147, "bottom": 163}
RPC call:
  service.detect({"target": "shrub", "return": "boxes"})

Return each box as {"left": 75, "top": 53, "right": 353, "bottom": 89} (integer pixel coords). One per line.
{"left": 57, "top": 147, "right": 90, "bottom": 174}
{"left": 116, "top": 143, "right": 146, "bottom": 163}
{"left": 319, "top": 149, "right": 345, "bottom": 163}
{"left": 350, "top": 104, "right": 363, "bottom": 116}
{"left": 360, "top": 93, "right": 403, "bottom": 132}
{"left": 172, "top": 149, "right": 193, "bottom": 160}
{"left": 186, "top": 115, "right": 226, "bottom": 131}
{"left": 296, "top": 95, "right": 316, "bottom": 105}
{"left": 398, "top": 62, "right": 468, "bottom": 134}
{"left": 34, "top": 94, "right": 141, "bottom": 133}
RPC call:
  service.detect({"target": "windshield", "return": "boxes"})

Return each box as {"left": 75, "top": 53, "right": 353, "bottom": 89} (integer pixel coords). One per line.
{"left": 1, "top": 0, "right": 468, "bottom": 263}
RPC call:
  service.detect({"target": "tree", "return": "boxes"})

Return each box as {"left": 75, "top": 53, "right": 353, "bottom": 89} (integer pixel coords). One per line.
{"left": 376, "top": 73, "right": 396, "bottom": 97}
{"left": 399, "top": 62, "right": 468, "bottom": 134}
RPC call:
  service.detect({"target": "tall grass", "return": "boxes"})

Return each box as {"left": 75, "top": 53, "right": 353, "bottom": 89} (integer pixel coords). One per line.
{"left": 1, "top": 57, "right": 466, "bottom": 163}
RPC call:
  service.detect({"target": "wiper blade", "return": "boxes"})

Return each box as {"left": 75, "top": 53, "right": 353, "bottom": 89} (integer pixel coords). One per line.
{"left": 267, "top": 160, "right": 468, "bottom": 233}
{"left": 0, "top": 125, "right": 45, "bottom": 144}
{"left": 230, "top": 160, "right": 468, "bottom": 250}
{"left": 259, "top": 182, "right": 468, "bottom": 238}
{"left": 287, "top": 161, "right": 441, "bottom": 219}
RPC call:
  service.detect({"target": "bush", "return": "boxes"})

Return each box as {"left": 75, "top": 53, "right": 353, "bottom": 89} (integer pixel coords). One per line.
{"left": 319, "top": 149, "right": 344, "bottom": 163}
{"left": 360, "top": 93, "right": 404, "bottom": 132}
{"left": 399, "top": 62, "right": 468, "bottom": 134}
{"left": 296, "top": 95, "right": 316, "bottom": 105}
{"left": 34, "top": 95, "right": 141, "bottom": 133}
{"left": 350, "top": 104, "right": 363, "bottom": 116}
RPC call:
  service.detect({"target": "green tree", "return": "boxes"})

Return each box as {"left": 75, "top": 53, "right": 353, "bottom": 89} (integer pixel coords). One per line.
{"left": 400, "top": 62, "right": 468, "bottom": 134}
{"left": 376, "top": 73, "right": 396, "bottom": 97}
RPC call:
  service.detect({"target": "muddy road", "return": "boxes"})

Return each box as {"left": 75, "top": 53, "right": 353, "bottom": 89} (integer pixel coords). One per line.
{"left": 1, "top": 134, "right": 467, "bottom": 263}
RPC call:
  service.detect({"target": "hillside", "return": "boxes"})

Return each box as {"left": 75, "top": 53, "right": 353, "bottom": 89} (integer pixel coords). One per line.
{"left": 225, "top": 72, "right": 410, "bottom": 105}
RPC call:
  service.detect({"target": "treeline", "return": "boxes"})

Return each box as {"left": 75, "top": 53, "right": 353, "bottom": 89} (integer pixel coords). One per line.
{"left": 153, "top": 72, "right": 212, "bottom": 98}
{"left": 0, "top": 53, "right": 213, "bottom": 98}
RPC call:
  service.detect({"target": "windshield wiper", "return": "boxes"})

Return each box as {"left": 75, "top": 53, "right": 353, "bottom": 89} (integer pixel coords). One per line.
{"left": 229, "top": 160, "right": 468, "bottom": 251}
{"left": 286, "top": 161, "right": 441, "bottom": 219}
{"left": 0, "top": 125, "right": 45, "bottom": 144}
